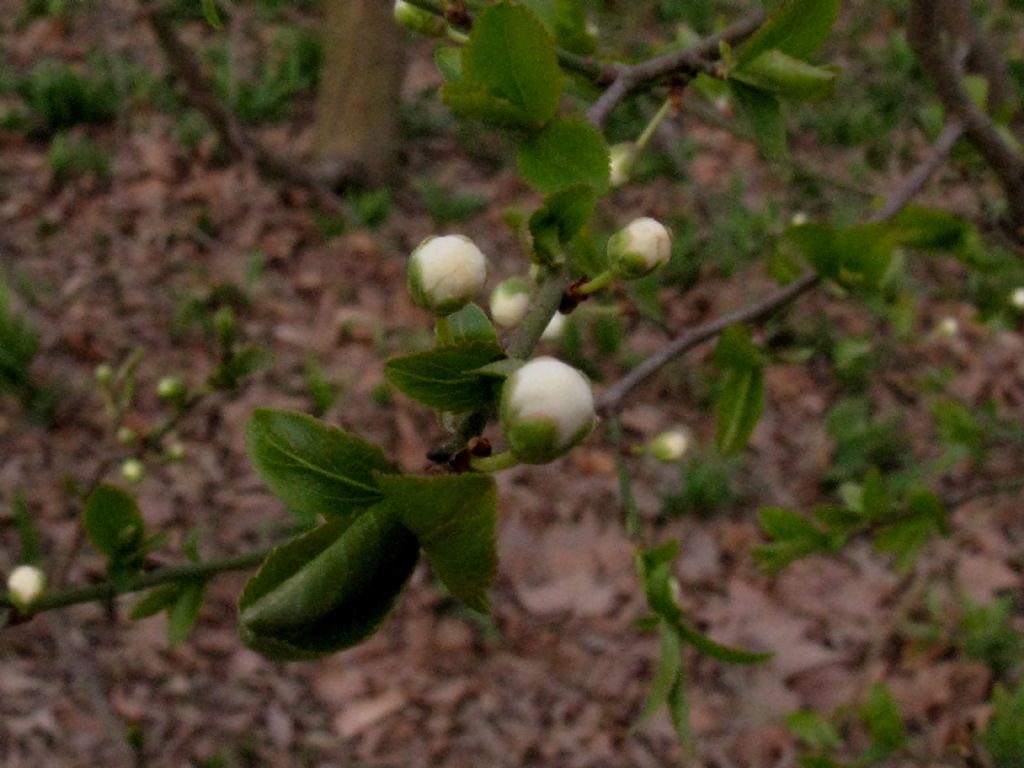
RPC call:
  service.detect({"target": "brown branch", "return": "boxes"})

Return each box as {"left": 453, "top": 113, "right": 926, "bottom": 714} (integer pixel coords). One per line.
{"left": 586, "top": 9, "right": 765, "bottom": 128}
{"left": 596, "top": 118, "right": 967, "bottom": 415}
{"left": 907, "top": 0, "right": 1024, "bottom": 238}
{"left": 141, "top": 4, "right": 352, "bottom": 212}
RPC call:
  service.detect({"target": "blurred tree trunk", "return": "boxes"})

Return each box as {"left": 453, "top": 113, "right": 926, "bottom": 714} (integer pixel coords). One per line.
{"left": 313, "top": 0, "right": 405, "bottom": 185}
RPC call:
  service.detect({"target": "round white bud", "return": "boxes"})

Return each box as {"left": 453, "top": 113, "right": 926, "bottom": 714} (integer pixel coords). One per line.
{"left": 121, "top": 458, "right": 145, "bottom": 483}
{"left": 609, "top": 142, "right": 637, "bottom": 188}
{"left": 408, "top": 235, "right": 488, "bottom": 316}
{"left": 94, "top": 364, "right": 113, "bottom": 385}
{"left": 157, "top": 376, "right": 185, "bottom": 401}
{"left": 393, "top": 0, "right": 446, "bottom": 36}
{"left": 500, "top": 357, "right": 596, "bottom": 464}
{"left": 937, "top": 317, "right": 959, "bottom": 338}
{"left": 791, "top": 212, "right": 809, "bottom": 227}
{"left": 167, "top": 441, "right": 186, "bottom": 461}
{"left": 489, "top": 277, "right": 532, "bottom": 328}
{"left": 607, "top": 217, "right": 672, "bottom": 279}
{"left": 541, "top": 311, "right": 567, "bottom": 342}
{"left": 1010, "top": 287, "right": 1024, "bottom": 310}
{"left": 649, "top": 428, "right": 691, "bottom": 463}
{"left": 7, "top": 564, "right": 46, "bottom": 610}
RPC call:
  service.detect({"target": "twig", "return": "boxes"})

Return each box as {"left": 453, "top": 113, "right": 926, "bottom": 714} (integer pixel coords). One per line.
{"left": 597, "top": 117, "right": 967, "bottom": 415}
{"left": 141, "top": 3, "right": 352, "bottom": 212}
{"left": 907, "top": 0, "right": 1024, "bottom": 237}
{"left": 586, "top": 10, "right": 766, "bottom": 128}
{"left": 3, "top": 548, "right": 271, "bottom": 616}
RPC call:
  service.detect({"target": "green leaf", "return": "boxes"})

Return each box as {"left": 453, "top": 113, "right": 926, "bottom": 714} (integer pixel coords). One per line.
{"left": 736, "top": 0, "right": 840, "bottom": 66}
{"left": 981, "top": 682, "right": 1024, "bottom": 767}
{"left": 529, "top": 184, "right": 597, "bottom": 264}
{"left": 239, "top": 510, "right": 419, "bottom": 660}
{"left": 434, "top": 46, "right": 462, "bottom": 82}
{"left": 519, "top": 0, "right": 596, "bottom": 54}
{"left": 715, "top": 365, "right": 764, "bottom": 456}
{"left": 714, "top": 325, "right": 764, "bottom": 368}
{"left": 246, "top": 409, "right": 395, "bottom": 522}
{"left": 384, "top": 341, "right": 505, "bottom": 412}
{"left": 728, "top": 80, "right": 786, "bottom": 161}
{"left": 201, "top": 0, "right": 223, "bottom": 29}
{"left": 758, "top": 506, "right": 822, "bottom": 541}
{"left": 786, "top": 709, "right": 842, "bottom": 750}
{"left": 874, "top": 516, "right": 937, "bottom": 573}
{"left": 446, "top": 1, "right": 561, "bottom": 130}
{"left": 636, "top": 620, "right": 683, "bottom": 724}
{"left": 378, "top": 473, "right": 498, "bottom": 613}
{"left": 443, "top": 303, "right": 498, "bottom": 345}
{"left": 888, "top": 206, "right": 970, "bottom": 251}
{"left": 674, "top": 621, "right": 773, "bottom": 664}
{"left": 130, "top": 584, "right": 181, "bottom": 620}
{"left": 167, "top": 579, "right": 206, "bottom": 646}
{"left": 785, "top": 222, "right": 895, "bottom": 292}
{"left": 860, "top": 683, "right": 906, "bottom": 757}
{"left": 442, "top": 82, "right": 547, "bottom": 131}
{"left": 730, "top": 50, "right": 837, "bottom": 100}
{"left": 84, "top": 485, "right": 145, "bottom": 560}
{"left": 516, "top": 117, "right": 610, "bottom": 194}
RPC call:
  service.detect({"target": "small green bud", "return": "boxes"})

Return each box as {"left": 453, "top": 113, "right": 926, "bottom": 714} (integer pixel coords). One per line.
{"left": 489, "top": 277, "right": 532, "bottom": 328}
{"left": 157, "top": 376, "right": 186, "bottom": 403}
{"left": 94, "top": 364, "right": 114, "bottom": 385}
{"left": 213, "top": 307, "right": 237, "bottom": 350}
{"left": 648, "top": 428, "right": 691, "bottom": 463}
{"left": 393, "top": 0, "right": 446, "bottom": 36}
{"left": 408, "top": 234, "right": 488, "bottom": 316}
{"left": 167, "top": 441, "right": 186, "bottom": 461}
{"left": 607, "top": 217, "right": 672, "bottom": 279}
{"left": 500, "top": 357, "right": 596, "bottom": 464}
{"left": 116, "top": 426, "right": 137, "bottom": 445}
{"left": 121, "top": 458, "right": 145, "bottom": 483}
{"left": 7, "top": 564, "right": 46, "bottom": 611}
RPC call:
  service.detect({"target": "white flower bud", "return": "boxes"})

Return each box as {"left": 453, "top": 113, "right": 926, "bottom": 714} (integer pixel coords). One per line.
{"left": 937, "top": 316, "right": 959, "bottom": 338}
{"left": 609, "top": 142, "right": 637, "bottom": 188}
{"left": 489, "top": 277, "right": 532, "bottom": 328}
{"left": 607, "top": 217, "right": 672, "bottom": 279}
{"left": 7, "top": 564, "right": 46, "bottom": 610}
{"left": 541, "top": 311, "right": 566, "bottom": 342}
{"left": 167, "top": 441, "right": 186, "bottom": 461}
{"left": 1010, "top": 287, "right": 1024, "bottom": 310}
{"left": 94, "top": 364, "right": 113, "bottom": 385}
{"left": 121, "top": 458, "right": 145, "bottom": 483}
{"left": 791, "top": 212, "right": 809, "bottom": 227}
{"left": 500, "top": 357, "right": 596, "bottom": 464}
{"left": 408, "top": 235, "right": 488, "bottom": 316}
{"left": 393, "top": 0, "right": 446, "bottom": 36}
{"left": 649, "top": 428, "right": 691, "bottom": 462}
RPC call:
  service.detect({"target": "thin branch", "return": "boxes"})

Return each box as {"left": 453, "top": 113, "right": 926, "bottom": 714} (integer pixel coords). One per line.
{"left": 597, "top": 117, "right": 967, "bottom": 415}
{"left": 586, "top": 10, "right": 765, "bottom": 128}
{"left": 142, "top": 3, "right": 352, "bottom": 212}
{"left": 907, "top": 0, "right": 1024, "bottom": 237}
{"left": 3, "top": 548, "right": 271, "bottom": 617}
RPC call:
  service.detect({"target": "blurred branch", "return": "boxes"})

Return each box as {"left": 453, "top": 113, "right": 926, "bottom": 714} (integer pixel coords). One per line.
{"left": 141, "top": 3, "right": 353, "bottom": 212}
{"left": 597, "top": 117, "right": 967, "bottom": 415}
{"left": 907, "top": 0, "right": 1024, "bottom": 240}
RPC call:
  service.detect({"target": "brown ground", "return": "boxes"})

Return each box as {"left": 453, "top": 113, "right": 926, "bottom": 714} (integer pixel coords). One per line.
{"left": 2, "top": 3, "right": 1023, "bottom": 767}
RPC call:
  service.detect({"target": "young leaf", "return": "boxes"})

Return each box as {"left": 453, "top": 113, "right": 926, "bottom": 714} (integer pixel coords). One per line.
{"left": 516, "top": 117, "right": 610, "bottom": 194}
{"left": 434, "top": 46, "right": 462, "bottom": 83}
{"left": 84, "top": 484, "right": 145, "bottom": 560}
{"left": 443, "top": 303, "right": 498, "bottom": 345}
{"left": 736, "top": 0, "right": 840, "bottom": 66}
{"left": 860, "top": 683, "right": 906, "bottom": 758}
{"left": 729, "top": 50, "right": 837, "bottom": 100}
{"left": 130, "top": 584, "right": 181, "bottom": 620}
{"left": 246, "top": 408, "right": 395, "bottom": 522}
{"left": 445, "top": 1, "right": 562, "bottom": 130}
{"left": 713, "top": 329, "right": 765, "bottom": 458}
{"left": 980, "top": 682, "right": 1024, "bottom": 767}
{"left": 728, "top": 80, "right": 787, "bottom": 161}
{"left": 529, "top": 184, "right": 597, "bottom": 263}
{"left": 377, "top": 473, "right": 498, "bottom": 613}
{"left": 384, "top": 341, "right": 505, "bottom": 412}
{"left": 239, "top": 510, "right": 419, "bottom": 660}
{"left": 674, "top": 621, "right": 773, "bottom": 664}
{"left": 167, "top": 579, "right": 207, "bottom": 646}
{"left": 635, "top": 620, "right": 683, "bottom": 725}
{"left": 785, "top": 709, "right": 842, "bottom": 750}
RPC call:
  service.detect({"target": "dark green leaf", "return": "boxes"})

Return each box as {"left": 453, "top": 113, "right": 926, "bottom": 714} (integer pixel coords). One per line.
{"left": 384, "top": 341, "right": 505, "bottom": 412}
{"left": 84, "top": 485, "right": 145, "bottom": 559}
{"left": 246, "top": 409, "right": 395, "bottom": 522}
{"left": 529, "top": 184, "right": 597, "bottom": 264}
{"left": 736, "top": 0, "right": 840, "bottom": 66}
{"left": 378, "top": 473, "right": 498, "bottom": 613}
{"left": 434, "top": 46, "right": 462, "bottom": 82}
{"left": 442, "top": 82, "right": 546, "bottom": 130}
{"left": 860, "top": 683, "right": 905, "bottom": 756}
{"left": 201, "top": 0, "right": 222, "bottom": 29}
{"left": 130, "top": 584, "right": 181, "bottom": 620}
{"left": 239, "top": 509, "right": 419, "bottom": 660}
{"left": 516, "top": 117, "right": 610, "bottom": 194}
{"left": 674, "top": 621, "right": 774, "bottom": 664}
{"left": 167, "top": 579, "right": 206, "bottom": 646}
{"left": 443, "top": 303, "right": 498, "bottom": 345}
{"left": 785, "top": 222, "right": 894, "bottom": 292}
{"left": 888, "top": 206, "right": 970, "bottom": 251}
{"left": 730, "top": 50, "right": 837, "bottom": 100}
{"left": 636, "top": 620, "right": 683, "bottom": 725}
{"left": 785, "top": 709, "right": 842, "bottom": 750}
{"left": 981, "top": 682, "right": 1024, "bottom": 767}
{"left": 728, "top": 80, "right": 786, "bottom": 161}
